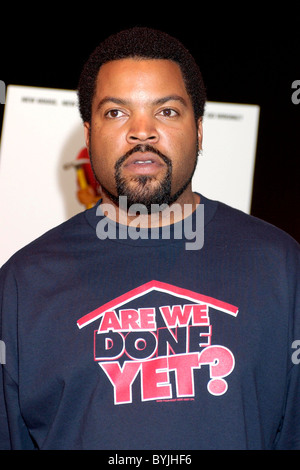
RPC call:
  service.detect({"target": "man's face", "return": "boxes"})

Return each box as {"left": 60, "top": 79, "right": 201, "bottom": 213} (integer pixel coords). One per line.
{"left": 84, "top": 58, "right": 203, "bottom": 210}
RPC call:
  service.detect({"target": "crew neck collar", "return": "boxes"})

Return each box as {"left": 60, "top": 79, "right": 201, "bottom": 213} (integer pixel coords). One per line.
{"left": 85, "top": 193, "right": 218, "bottom": 247}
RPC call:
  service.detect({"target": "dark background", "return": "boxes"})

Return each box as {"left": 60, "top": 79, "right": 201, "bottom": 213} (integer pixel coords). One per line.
{"left": 1, "top": 8, "right": 299, "bottom": 241}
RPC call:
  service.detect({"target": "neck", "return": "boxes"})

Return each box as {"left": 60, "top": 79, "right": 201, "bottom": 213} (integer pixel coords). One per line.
{"left": 100, "top": 189, "right": 200, "bottom": 228}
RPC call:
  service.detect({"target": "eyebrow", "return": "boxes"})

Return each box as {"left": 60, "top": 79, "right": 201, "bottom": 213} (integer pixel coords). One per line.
{"left": 96, "top": 94, "right": 188, "bottom": 111}
{"left": 153, "top": 95, "right": 188, "bottom": 107}
{"left": 96, "top": 97, "right": 127, "bottom": 111}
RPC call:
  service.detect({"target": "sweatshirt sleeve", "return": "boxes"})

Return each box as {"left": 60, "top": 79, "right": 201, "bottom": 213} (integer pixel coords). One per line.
{"left": 273, "top": 239, "right": 300, "bottom": 449}
{"left": 0, "top": 366, "right": 10, "bottom": 449}
{"left": 0, "top": 262, "right": 35, "bottom": 450}
{"left": 273, "top": 361, "right": 300, "bottom": 449}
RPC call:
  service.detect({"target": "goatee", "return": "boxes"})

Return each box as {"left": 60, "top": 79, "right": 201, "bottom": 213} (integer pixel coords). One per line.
{"left": 91, "top": 143, "right": 198, "bottom": 213}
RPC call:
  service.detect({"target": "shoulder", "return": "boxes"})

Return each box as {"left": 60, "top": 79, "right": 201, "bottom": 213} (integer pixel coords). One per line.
{"left": 214, "top": 199, "right": 299, "bottom": 250}
{"left": 1, "top": 211, "right": 91, "bottom": 273}
{"left": 199, "top": 195, "right": 299, "bottom": 273}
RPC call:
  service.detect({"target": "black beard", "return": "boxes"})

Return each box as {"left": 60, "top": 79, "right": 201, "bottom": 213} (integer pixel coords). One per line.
{"left": 91, "top": 143, "right": 198, "bottom": 213}
{"left": 114, "top": 144, "right": 172, "bottom": 211}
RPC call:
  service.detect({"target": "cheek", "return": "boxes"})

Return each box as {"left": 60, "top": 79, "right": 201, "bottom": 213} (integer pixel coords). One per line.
{"left": 170, "top": 137, "right": 198, "bottom": 185}
{"left": 90, "top": 125, "right": 126, "bottom": 163}
{"left": 89, "top": 135, "right": 115, "bottom": 188}
{"left": 169, "top": 127, "right": 197, "bottom": 164}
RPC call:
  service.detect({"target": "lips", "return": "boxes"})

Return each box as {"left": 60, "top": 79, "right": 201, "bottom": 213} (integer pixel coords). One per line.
{"left": 122, "top": 152, "right": 166, "bottom": 175}
{"left": 124, "top": 152, "right": 164, "bottom": 166}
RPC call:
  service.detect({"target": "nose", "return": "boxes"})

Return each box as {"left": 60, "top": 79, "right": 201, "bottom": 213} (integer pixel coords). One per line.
{"left": 126, "top": 113, "right": 159, "bottom": 144}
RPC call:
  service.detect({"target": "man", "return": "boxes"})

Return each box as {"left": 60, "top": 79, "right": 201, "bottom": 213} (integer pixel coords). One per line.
{"left": 0, "top": 27, "right": 299, "bottom": 450}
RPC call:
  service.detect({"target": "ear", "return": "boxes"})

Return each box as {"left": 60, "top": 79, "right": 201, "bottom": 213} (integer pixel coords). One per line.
{"left": 197, "top": 117, "right": 203, "bottom": 151}
{"left": 84, "top": 122, "right": 90, "bottom": 151}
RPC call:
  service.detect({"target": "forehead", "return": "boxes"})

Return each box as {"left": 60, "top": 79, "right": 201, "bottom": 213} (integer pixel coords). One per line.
{"left": 93, "top": 58, "right": 191, "bottom": 104}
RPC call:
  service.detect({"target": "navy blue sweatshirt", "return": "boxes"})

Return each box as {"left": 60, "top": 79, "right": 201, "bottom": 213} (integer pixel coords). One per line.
{"left": 1, "top": 194, "right": 299, "bottom": 449}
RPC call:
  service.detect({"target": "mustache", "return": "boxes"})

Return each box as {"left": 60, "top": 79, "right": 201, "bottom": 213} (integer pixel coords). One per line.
{"left": 114, "top": 144, "right": 172, "bottom": 171}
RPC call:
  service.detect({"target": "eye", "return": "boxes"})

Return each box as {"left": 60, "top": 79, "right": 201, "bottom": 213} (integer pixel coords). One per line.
{"left": 105, "top": 109, "right": 126, "bottom": 119}
{"left": 158, "top": 108, "right": 179, "bottom": 118}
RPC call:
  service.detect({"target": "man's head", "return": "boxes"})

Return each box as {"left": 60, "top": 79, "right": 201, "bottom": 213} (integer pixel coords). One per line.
{"left": 78, "top": 28, "right": 206, "bottom": 211}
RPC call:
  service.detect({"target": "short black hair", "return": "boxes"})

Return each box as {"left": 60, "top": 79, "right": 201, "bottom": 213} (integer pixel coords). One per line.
{"left": 77, "top": 27, "right": 206, "bottom": 124}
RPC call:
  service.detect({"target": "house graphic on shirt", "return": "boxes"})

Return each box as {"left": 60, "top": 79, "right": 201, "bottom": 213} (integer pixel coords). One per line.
{"left": 77, "top": 280, "right": 238, "bottom": 329}
{"left": 77, "top": 280, "right": 239, "bottom": 402}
